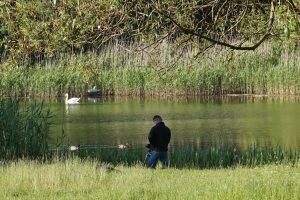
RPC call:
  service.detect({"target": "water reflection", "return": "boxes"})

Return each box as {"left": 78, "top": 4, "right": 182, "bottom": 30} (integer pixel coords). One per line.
{"left": 65, "top": 104, "right": 81, "bottom": 115}
{"left": 87, "top": 97, "right": 98, "bottom": 103}
{"left": 48, "top": 96, "right": 300, "bottom": 148}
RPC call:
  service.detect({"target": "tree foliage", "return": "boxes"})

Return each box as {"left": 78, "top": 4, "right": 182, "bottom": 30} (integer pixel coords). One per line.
{"left": 126, "top": 0, "right": 300, "bottom": 51}
{"left": 0, "top": 0, "right": 300, "bottom": 64}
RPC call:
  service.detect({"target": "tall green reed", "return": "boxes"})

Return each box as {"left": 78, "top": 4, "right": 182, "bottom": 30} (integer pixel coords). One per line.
{"left": 0, "top": 42, "right": 299, "bottom": 97}
{"left": 0, "top": 101, "right": 52, "bottom": 161}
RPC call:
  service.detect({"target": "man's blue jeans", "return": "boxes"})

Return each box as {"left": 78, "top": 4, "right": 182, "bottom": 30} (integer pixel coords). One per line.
{"left": 146, "top": 150, "right": 168, "bottom": 168}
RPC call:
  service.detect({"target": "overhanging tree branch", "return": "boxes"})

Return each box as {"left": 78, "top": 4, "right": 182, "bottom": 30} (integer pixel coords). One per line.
{"left": 149, "top": 0, "right": 276, "bottom": 51}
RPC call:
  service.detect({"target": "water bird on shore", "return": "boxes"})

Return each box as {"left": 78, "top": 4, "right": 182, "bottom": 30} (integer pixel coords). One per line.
{"left": 65, "top": 93, "right": 80, "bottom": 104}
{"left": 69, "top": 144, "right": 80, "bottom": 151}
{"left": 87, "top": 86, "right": 100, "bottom": 96}
{"left": 88, "top": 86, "right": 97, "bottom": 93}
{"left": 117, "top": 144, "right": 129, "bottom": 149}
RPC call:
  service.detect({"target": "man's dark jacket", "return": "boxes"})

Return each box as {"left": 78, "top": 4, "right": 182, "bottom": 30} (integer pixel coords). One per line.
{"left": 148, "top": 122, "right": 171, "bottom": 151}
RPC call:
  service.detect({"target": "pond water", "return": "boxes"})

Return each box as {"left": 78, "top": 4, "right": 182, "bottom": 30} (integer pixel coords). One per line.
{"left": 49, "top": 96, "right": 300, "bottom": 148}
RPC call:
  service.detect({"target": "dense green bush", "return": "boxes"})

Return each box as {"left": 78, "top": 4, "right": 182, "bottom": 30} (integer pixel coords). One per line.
{"left": 1, "top": 0, "right": 299, "bottom": 64}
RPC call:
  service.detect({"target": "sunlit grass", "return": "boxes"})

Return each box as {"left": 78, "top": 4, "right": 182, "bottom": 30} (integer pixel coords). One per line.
{"left": 0, "top": 160, "right": 299, "bottom": 200}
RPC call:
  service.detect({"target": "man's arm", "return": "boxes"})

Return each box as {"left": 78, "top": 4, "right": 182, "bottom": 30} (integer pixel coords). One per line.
{"left": 167, "top": 128, "right": 171, "bottom": 144}
{"left": 148, "top": 127, "right": 155, "bottom": 145}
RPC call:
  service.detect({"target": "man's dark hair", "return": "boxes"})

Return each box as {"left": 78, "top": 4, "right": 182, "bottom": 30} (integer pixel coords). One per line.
{"left": 153, "top": 115, "right": 162, "bottom": 121}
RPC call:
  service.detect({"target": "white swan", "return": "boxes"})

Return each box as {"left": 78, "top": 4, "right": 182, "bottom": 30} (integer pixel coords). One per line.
{"left": 65, "top": 93, "right": 80, "bottom": 104}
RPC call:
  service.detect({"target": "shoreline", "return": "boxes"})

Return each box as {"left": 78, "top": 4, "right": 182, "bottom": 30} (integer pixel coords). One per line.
{"left": 1, "top": 93, "right": 300, "bottom": 102}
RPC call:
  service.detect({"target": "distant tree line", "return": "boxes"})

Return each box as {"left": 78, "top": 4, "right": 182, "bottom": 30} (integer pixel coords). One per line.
{"left": 0, "top": 0, "right": 300, "bottom": 65}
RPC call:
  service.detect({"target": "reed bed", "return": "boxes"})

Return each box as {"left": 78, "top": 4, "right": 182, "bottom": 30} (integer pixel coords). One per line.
{"left": 0, "top": 101, "right": 52, "bottom": 161}
{"left": 0, "top": 43, "right": 299, "bottom": 98}
{"left": 53, "top": 143, "right": 300, "bottom": 169}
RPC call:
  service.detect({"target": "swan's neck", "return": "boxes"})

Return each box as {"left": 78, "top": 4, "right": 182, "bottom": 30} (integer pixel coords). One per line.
{"left": 65, "top": 95, "right": 69, "bottom": 102}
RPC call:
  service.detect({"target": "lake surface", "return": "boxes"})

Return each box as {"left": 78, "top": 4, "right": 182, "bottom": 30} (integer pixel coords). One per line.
{"left": 49, "top": 96, "right": 300, "bottom": 148}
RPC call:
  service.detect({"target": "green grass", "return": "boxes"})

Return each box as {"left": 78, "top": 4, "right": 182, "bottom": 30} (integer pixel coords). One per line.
{"left": 0, "top": 160, "right": 299, "bottom": 200}
{"left": 1, "top": 44, "right": 300, "bottom": 97}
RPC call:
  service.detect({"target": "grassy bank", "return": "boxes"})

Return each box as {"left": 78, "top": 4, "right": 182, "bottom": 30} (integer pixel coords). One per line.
{"left": 0, "top": 161, "right": 299, "bottom": 200}
{"left": 1, "top": 44, "right": 300, "bottom": 98}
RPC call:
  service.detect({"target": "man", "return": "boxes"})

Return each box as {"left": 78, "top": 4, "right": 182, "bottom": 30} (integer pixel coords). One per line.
{"left": 147, "top": 115, "right": 171, "bottom": 168}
